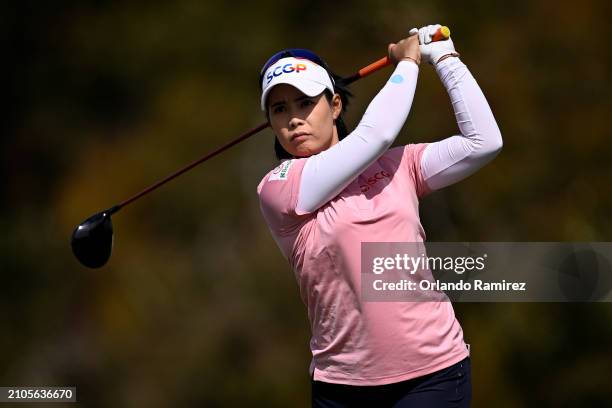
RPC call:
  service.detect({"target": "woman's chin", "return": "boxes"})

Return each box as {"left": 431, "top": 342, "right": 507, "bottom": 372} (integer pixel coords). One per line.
{"left": 294, "top": 143, "right": 321, "bottom": 158}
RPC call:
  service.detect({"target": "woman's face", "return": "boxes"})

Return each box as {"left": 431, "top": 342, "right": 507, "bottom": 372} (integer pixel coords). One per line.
{"left": 267, "top": 84, "right": 342, "bottom": 158}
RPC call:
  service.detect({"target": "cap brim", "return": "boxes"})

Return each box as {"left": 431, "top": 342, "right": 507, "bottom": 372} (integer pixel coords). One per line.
{"left": 261, "top": 79, "right": 327, "bottom": 111}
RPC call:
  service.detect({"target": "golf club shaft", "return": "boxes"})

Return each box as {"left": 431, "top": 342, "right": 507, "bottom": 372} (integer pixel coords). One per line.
{"left": 112, "top": 25, "right": 452, "bottom": 212}
{"left": 343, "top": 26, "right": 451, "bottom": 85}
{"left": 116, "top": 122, "right": 270, "bottom": 210}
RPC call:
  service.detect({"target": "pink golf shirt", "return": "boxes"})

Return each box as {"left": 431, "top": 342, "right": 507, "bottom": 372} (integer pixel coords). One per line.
{"left": 257, "top": 143, "right": 469, "bottom": 386}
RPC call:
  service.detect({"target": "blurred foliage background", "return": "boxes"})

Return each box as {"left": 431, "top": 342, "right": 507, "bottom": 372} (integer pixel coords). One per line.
{"left": 3, "top": 0, "right": 612, "bottom": 406}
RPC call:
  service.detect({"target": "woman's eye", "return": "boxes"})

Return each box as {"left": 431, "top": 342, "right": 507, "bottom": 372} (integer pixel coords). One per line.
{"left": 272, "top": 105, "right": 285, "bottom": 114}
{"left": 301, "top": 99, "right": 314, "bottom": 107}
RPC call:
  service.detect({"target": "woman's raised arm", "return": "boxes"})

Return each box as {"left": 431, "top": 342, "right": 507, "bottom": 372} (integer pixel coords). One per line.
{"left": 420, "top": 57, "right": 503, "bottom": 191}
{"left": 294, "top": 34, "right": 422, "bottom": 215}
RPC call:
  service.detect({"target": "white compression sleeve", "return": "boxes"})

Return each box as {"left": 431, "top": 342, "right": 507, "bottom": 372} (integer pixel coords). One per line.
{"left": 420, "top": 57, "right": 503, "bottom": 191}
{"left": 295, "top": 61, "right": 419, "bottom": 215}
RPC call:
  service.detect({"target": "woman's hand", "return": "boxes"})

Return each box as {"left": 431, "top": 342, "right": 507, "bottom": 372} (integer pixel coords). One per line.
{"left": 416, "top": 24, "right": 460, "bottom": 65}
{"left": 388, "top": 31, "right": 421, "bottom": 66}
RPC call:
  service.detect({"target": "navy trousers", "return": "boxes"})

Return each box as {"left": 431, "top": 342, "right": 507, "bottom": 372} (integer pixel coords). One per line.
{"left": 311, "top": 357, "right": 471, "bottom": 408}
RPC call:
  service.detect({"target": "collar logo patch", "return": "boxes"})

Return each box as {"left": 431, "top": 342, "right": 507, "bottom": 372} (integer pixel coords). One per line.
{"left": 269, "top": 159, "right": 293, "bottom": 181}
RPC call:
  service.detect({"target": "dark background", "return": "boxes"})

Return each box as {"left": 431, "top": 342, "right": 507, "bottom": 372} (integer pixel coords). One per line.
{"left": 3, "top": 0, "right": 612, "bottom": 406}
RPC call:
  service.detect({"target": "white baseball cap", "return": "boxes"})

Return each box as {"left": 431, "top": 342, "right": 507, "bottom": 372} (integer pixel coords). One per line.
{"left": 260, "top": 56, "right": 335, "bottom": 111}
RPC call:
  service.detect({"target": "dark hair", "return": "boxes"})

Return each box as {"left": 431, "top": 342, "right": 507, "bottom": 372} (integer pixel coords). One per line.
{"left": 268, "top": 70, "right": 353, "bottom": 160}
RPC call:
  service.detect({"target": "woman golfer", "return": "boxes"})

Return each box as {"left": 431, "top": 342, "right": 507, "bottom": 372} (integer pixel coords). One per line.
{"left": 257, "top": 24, "right": 502, "bottom": 407}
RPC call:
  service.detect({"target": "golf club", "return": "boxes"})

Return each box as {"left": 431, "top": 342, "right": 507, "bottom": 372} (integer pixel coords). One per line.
{"left": 71, "top": 26, "right": 451, "bottom": 268}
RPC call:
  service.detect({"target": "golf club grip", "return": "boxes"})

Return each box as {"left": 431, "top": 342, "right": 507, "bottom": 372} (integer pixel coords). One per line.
{"left": 432, "top": 26, "right": 451, "bottom": 42}
{"left": 353, "top": 25, "right": 451, "bottom": 81}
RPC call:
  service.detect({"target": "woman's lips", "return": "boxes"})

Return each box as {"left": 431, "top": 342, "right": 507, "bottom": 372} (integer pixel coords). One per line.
{"left": 291, "top": 132, "right": 311, "bottom": 143}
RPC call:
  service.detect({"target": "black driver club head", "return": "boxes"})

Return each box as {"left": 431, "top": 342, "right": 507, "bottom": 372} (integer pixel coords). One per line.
{"left": 71, "top": 206, "right": 119, "bottom": 268}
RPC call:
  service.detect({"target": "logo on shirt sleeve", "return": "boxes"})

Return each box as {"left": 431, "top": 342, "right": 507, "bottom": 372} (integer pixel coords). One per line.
{"left": 268, "top": 159, "right": 293, "bottom": 181}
